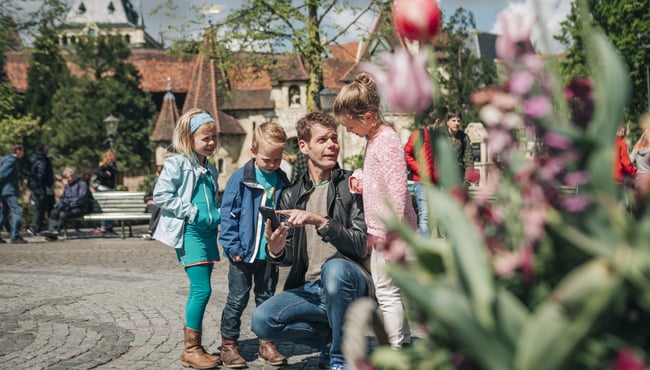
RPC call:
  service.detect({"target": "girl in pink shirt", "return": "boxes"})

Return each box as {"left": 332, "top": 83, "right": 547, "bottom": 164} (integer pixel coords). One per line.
{"left": 333, "top": 72, "right": 416, "bottom": 348}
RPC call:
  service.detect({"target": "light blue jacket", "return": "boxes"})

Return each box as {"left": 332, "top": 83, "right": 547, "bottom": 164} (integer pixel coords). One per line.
{"left": 153, "top": 154, "right": 220, "bottom": 249}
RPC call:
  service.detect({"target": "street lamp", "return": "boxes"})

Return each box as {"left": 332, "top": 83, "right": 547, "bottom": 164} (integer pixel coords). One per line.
{"left": 103, "top": 114, "right": 119, "bottom": 149}
{"left": 639, "top": 33, "right": 650, "bottom": 112}
{"left": 319, "top": 87, "right": 337, "bottom": 112}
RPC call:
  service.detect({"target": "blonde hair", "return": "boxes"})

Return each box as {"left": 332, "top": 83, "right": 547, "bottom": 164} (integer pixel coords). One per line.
{"left": 99, "top": 149, "right": 116, "bottom": 167}
{"left": 252, "top": 121, "right": 287, "bottom": 152}
{"left": 332, "top": 72, "right": 383, "bottom": 126}
{"left": 634, "top": 114, "right": 650, "bottom": 150}
{"left": 172, "top": 108, "right": 217, "bottom": 157}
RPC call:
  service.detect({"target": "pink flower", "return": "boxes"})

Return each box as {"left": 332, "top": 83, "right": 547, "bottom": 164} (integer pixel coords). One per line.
{"left": 508, "top": 71, "right": 535, "bottom": 96}
{"left": 562, "top": 195, "right": 590, "bottom": 212}
{"left": 523, "top": 95, "right": 551, "bottom": 119}
{"left": 360, "top": 49, "right": 433, "bottom": 113}
{"left": 565, "top": 77, "right": 594, "bottom": 129}
{"left": 543, "top": 132, "right": 572, "bottom": 150}
{"left": 495, "top": 10, "right": 536, "bottom": 61}
{"left": 611, "top": 348, "right": 645, "bottom": 370}
{"left": 393, "top": 0, "right": 442, "bottom": 42}
{"left": 564, "top": 171, "right": 589, "bottom": 187}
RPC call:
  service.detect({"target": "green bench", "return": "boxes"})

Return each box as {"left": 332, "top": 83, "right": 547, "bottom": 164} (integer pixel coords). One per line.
{"left": 64, "top": 191, "right": 151, "bottom": 239}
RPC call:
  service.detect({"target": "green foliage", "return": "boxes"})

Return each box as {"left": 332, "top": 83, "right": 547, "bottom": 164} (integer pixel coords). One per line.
{"left": 0, "top": 114, "right": 43, "bottom": 152}
{"left": 343, "top": 152, "right": 364, "bottom": 170}
{"left": 46, "top": 35, "right": 155, "bottom": 173}
{"left": 556, "top": 0, "right": 650, "bottom": 136}
{"left": 433, "top": 8, "right": 497, "bottom": 124}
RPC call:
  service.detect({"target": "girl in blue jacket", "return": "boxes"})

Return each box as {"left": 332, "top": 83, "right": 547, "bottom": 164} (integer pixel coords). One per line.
{"left": 153, "top": 108, "right": 221, "bottom": 369}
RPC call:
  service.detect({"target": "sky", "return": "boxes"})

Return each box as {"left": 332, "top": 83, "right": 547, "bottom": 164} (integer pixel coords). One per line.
{"left": 10, "top": 0, "right": 572, "bottom": 53}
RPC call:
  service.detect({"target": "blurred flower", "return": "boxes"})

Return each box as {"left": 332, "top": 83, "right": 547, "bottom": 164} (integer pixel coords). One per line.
{"left": 611, "top": 348, "right": 645, "bottom": 370}
{"left": 543, "top": 132, "right": 572, "bottom": 150}
{"left": 393, "top": 0, "right": 441, "bottom": 42}
{"left": 495, "top": 10, "right": 536, "bottom": 61}
{"left": 361, "top": 48, "right": 433, "bottom": 113}
{"left": 565, "top": 77, "right": 594, "bottom": 129}
{"left": 523, "top": 95, "right": 552, "bottom": 119}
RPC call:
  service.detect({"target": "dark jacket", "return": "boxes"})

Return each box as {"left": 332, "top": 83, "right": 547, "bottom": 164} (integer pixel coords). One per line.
{"left": 59, "top": 176, "right": 90, "bottom": 212}
{"left": 27, "top": 152, "right": 54, "bottom": 191}
{"left": 219, "top": 159, "right": 291, "bottom": 262}
{"left": 96, "top": 162, "right": 118, "bottom": 189}
{"left": 271, "top": 165, "right": 370, "bottom": 292}
{"left": 0, "top": 155, "right": 21, "bottom": 196}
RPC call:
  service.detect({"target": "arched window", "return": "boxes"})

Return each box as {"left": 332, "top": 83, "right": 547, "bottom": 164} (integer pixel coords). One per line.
{"left": 288, "top": 85, "right": 300, "bottom": 108}
{"left": 61, "top": 35, "right": 68, "bottom": 45}
{"left": 125, "top": 34, "right": 131, "bottom": 44}
{"left": 87, "top": 28, "right": 96, "bottom": 37}
{"left": 218, "top": 159, "right": 224, "bottom": 173}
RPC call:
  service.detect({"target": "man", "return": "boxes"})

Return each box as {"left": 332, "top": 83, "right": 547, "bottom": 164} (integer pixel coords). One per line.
{"left": 0, "top": 144, "right": 27, "bottom": 244}
{"left": 43, "top": 167, "right": 91, "bottom": 241}
{"left": 251, "top": 112, "right": 371, "bottom": 370}
{"left": 26, "top": 144, "right": 55, "bottom": 236}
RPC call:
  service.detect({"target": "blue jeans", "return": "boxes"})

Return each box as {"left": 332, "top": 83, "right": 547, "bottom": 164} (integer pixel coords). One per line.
{"left": 221, "top": 259, "right": 278, "bottom": 340}
{"left": 0, "top": 195, "right": 23, "bottom": 239}
{"left": 410, "top": 182, "right": 430, "bottom": 238}
{"left": 251, "top": 258, "right": 368, "bottom": 364}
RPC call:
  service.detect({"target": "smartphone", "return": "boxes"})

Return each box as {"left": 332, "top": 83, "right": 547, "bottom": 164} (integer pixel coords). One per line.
{"left": 259, "top": 206, "right": 282, "bottom": 231}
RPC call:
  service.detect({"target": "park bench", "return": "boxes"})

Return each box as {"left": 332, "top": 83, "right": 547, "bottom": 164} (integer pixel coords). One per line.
{"left": 64, "top": 191, "right": 151, "bottom": 239}
{"left": 467, "top": 185, "right": 578, "bottom": 202}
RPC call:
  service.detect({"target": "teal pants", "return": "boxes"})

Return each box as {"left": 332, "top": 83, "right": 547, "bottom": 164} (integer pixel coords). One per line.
{"left": 184, "top": 264, "right": 213, "bottom": 330}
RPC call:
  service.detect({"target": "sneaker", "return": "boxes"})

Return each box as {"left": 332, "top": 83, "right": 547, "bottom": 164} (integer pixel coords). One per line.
{"left": 329, "top": 360, "right": 348, "bottom": 370}
{"left": 92, "top": 227, "right": 102, "bottom": 234}
{"left": 26, "top": 227, "right": 41, "bottom": 236}
{"left": 142, "top": 232, "right": 154, "bottom": 240}
{"left": 10, "top": 236, "right": 27, "bottom": 244}
{"left": 42, "top": 230, "right": 59, "bottom": 239}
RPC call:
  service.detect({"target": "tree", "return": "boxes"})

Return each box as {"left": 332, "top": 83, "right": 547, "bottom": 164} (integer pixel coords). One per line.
{"left": 432, "top": 7, "right": 497, "bottom": 124}
{"left": 48, "top": 35, "right": 155, "bottom": 173}
{"left": 23, "top": 24, "right": 70, "bottom": 126}
{"left": 157, "top": 0, "right": 381, "bottom": 112}
{"left": 556, "top": 0, "right": 650, "bottom": 134}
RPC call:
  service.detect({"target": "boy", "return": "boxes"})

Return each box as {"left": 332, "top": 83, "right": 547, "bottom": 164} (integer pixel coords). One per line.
{"left": 218, "top": 121, "right": 291, "bottom": 368}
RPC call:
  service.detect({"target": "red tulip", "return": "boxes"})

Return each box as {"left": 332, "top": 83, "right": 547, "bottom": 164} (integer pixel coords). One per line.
{"left": 393, "top": 0, "right": 442, "bottom": 42}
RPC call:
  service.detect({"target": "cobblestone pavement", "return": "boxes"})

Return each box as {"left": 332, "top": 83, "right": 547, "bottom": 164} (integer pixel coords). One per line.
{"left": 0, "top": 226, "right": 327, "bottom": 369}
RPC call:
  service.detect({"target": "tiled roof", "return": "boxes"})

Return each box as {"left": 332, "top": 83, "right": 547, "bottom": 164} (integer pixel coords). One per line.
{"left": 329, "top": 42, "right": 360, "bottom": 62}
{"left": 129, "top": 49, "right": 194, "bottom": 92}
{"left": 219, "top": 89, "right": 274, "bottom": 111}
{"left": 150, "top": 84, "right": 178, "bottom": 142}
{"left": 182, "top": 50, "right": 245, "bottom": 135}
{"left": 4, "top": 51, "right": 29, "bottom": 91}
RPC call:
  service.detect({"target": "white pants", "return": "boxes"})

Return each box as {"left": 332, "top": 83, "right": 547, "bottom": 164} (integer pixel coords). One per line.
{"left": 370, "top": 248, "right": 411, "bottom": 347}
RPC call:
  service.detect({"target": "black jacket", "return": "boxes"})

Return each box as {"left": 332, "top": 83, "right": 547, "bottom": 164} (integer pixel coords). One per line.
{"left": 96, "top": 162, "right": 118, "bottom": 189}
{"left": 27, "top": 152, "right": 54, "bottom": 191}
{"left": 271, "top": 165, "right": 370, "bottom": 292}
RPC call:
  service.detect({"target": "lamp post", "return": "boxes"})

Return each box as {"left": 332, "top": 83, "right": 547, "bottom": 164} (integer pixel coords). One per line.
{"left": 103, "top": 114, "right": 119, "bottom": 149}
{"left": 318, "top": 87, "right": 337, "bottom": 112}
{"left": 640, "top": 33, "right": 650, "bottom": 112}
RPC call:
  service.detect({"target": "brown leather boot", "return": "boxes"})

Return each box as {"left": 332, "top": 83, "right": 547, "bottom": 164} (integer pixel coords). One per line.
{"left": 181, "top": 327, "right": 220, "bottom": 369}
{"left": 220, "top": 336, "right": 247, "bottom": 369}
{"left": 258, "top": 339, "right": 287, "bottom": 366}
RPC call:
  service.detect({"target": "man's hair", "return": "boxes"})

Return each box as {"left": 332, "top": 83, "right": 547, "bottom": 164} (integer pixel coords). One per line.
{"left": 11, "top": 144, "right": 23, "bottom": 153}
{"left": 296, "top": 112, "right": 337, "bottom": 142}
{"left": 252, "top": 121, "right": 287, "bottom": 152}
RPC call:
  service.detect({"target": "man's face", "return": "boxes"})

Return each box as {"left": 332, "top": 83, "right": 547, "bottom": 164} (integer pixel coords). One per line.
{"left": 299, "top": 124, "right": 339, "bottom": 171}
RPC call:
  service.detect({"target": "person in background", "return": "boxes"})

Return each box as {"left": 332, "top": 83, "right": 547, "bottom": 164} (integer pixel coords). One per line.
{"left": 631, "top": 114, "right": 650, "bottom": 200}
{"left": 142, "top": 165, "right": 163, "bottom": 240}
{"left": 251, "top": 112, "right": 370, "bottom": 370}
{"left": 435, "top": 108, "right": 474, "bottom": 183}
{"left": 153, "top": 109, "right": 221, "bottom": 369}
{"left": 291, "top": 151, "right": 308, "bottom": 183}
{"left": 95, "top": 149, "right": 118, "bottom": 234}
{"left": 404, "top": 112, "right": 438, "bottom": 238}
{"left": 218, "top": 121, "right": 291, "bottom": 368}
{"left": 0, "top": 144, "right": 27, "bottom": 244}
{"left": 42, "top": 167, "right": 91, "bottom": 241}
{"left": 26, "top": 144, "right": 55, "bottom": 236}
{"left": 280, "top": 152, "right": 295, "bottom": 182}
{"left": 333, "top": 72, "right": 415, "bottom": 349}
{"left": 613, "top": 122, "right": 637, "bottom": 201}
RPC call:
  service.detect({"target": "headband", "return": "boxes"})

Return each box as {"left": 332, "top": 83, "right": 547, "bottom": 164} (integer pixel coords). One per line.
{"left": 190, "top": 112, "right": 215, "bottom": 133}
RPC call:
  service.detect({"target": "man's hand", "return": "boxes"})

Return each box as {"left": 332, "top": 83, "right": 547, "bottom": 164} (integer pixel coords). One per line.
{"left": 276, "top": 209, "right": 327, "bottom": 229}
{"left": 265, "top": 219, "right": 288, "bottom": 256}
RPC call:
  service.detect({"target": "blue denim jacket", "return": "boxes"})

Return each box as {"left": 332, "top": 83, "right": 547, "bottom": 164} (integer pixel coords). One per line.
{"left": 153, "top": 154, "right": 220, "bottom": 249}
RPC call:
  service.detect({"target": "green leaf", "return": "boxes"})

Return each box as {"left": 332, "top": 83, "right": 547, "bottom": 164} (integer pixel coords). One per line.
{"left": 425, "top": 187, "right": 496, "bottom": 330}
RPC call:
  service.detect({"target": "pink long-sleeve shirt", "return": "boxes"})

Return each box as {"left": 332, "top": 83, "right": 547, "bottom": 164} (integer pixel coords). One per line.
{"left": 363, "top": 125, "right": 417, "bottom": 239}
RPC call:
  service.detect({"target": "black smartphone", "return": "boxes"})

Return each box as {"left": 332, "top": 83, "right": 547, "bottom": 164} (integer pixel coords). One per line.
{"left": 259, "top": 206, "right": 282, "bottom": 231}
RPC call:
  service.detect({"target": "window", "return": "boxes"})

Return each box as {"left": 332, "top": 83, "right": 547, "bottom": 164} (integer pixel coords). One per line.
{"left": 288, "top": 85, "right": 300, "bottom": 107}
